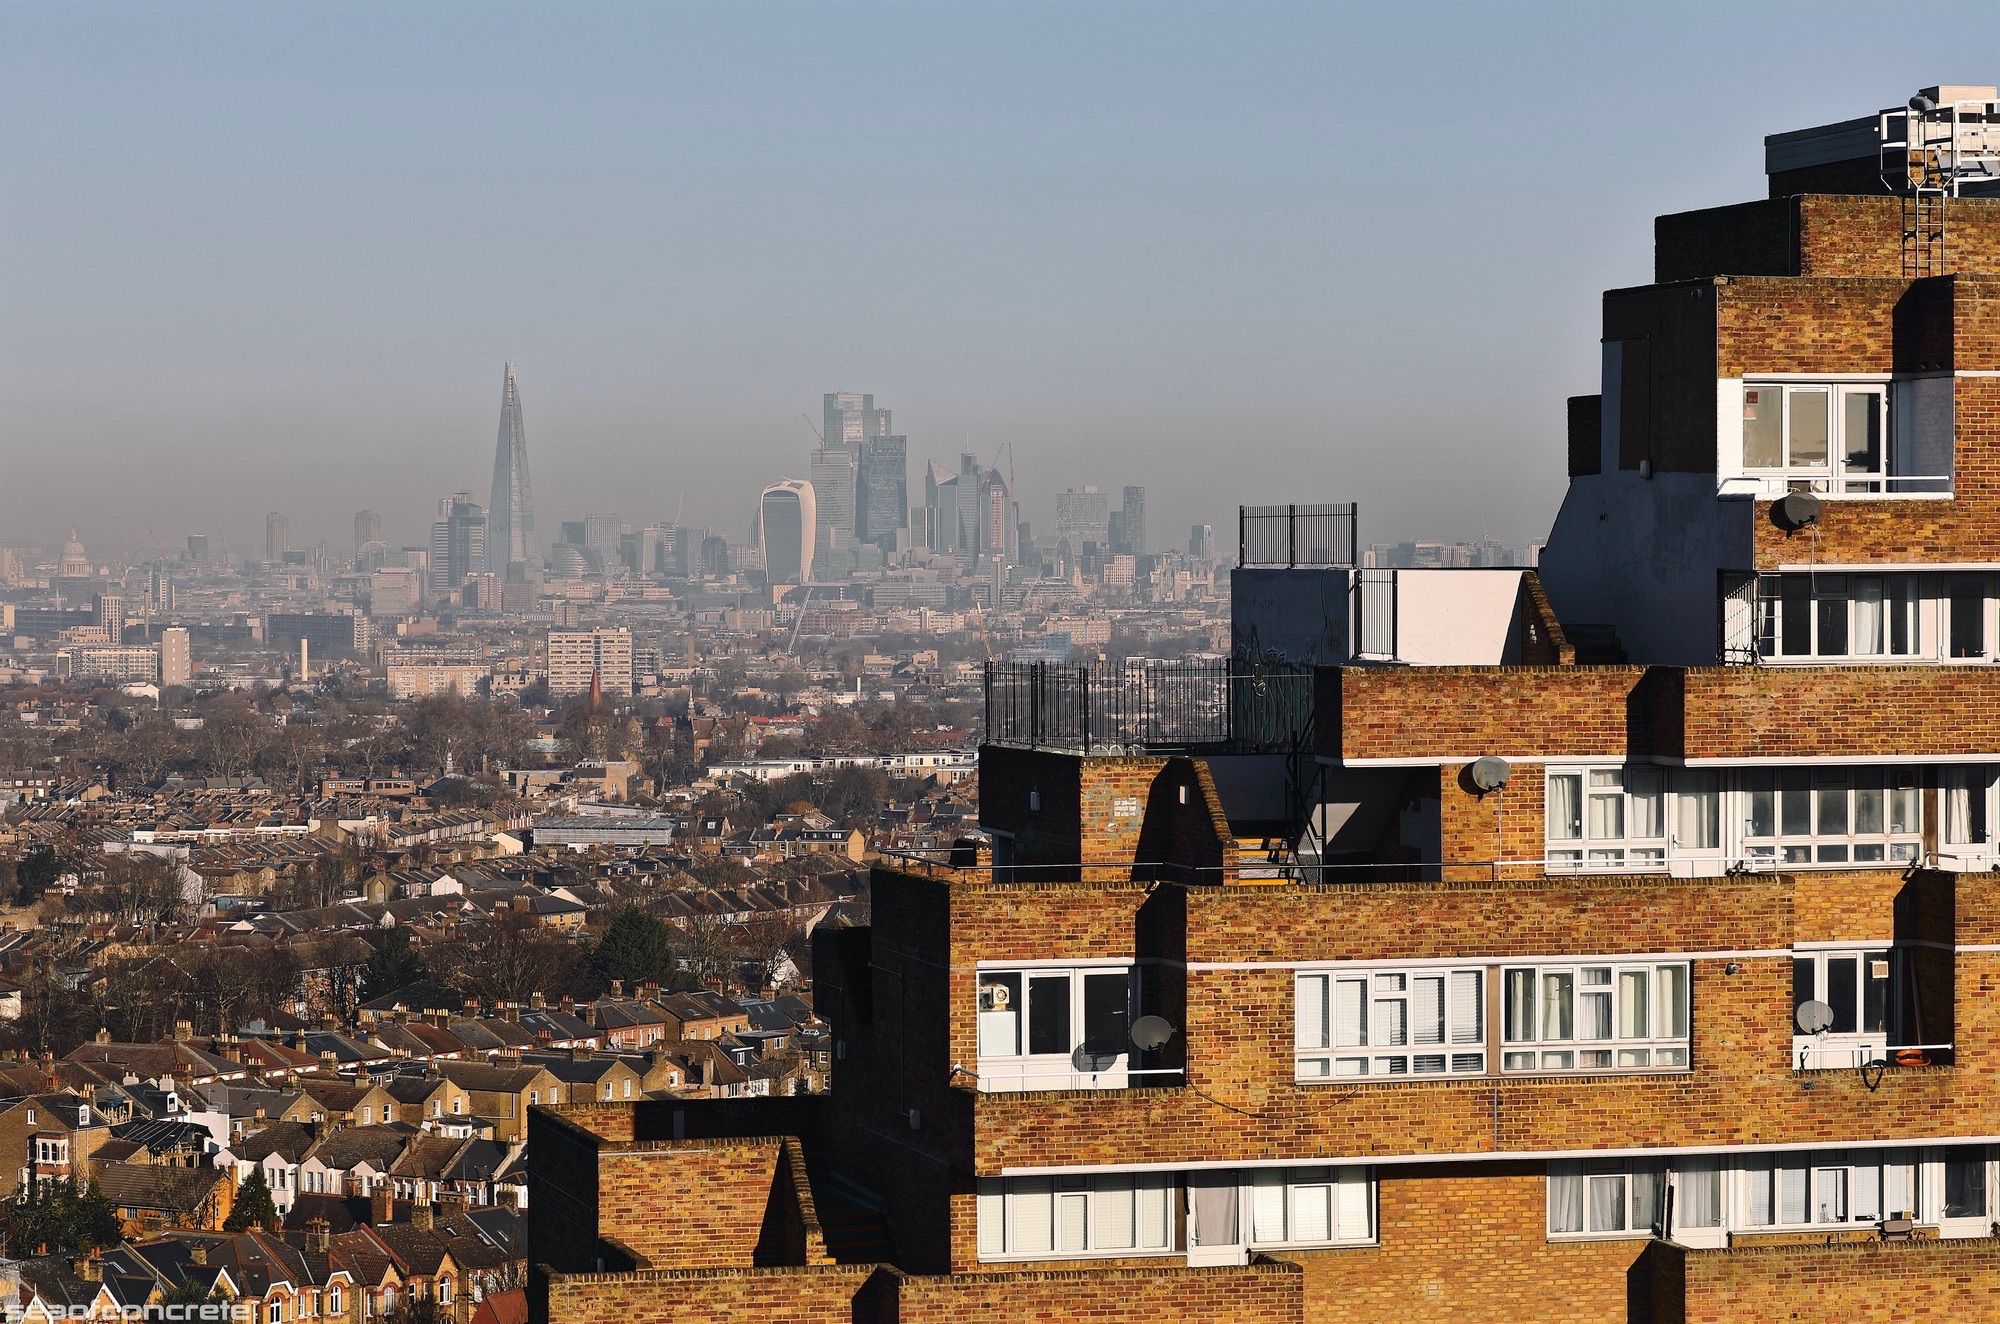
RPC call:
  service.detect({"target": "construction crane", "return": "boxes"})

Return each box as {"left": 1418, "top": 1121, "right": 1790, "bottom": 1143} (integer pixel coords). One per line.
{"left": 989, "top": 442, "right": 1015, "bottom": 494}
{"left": 802, "top": 414, "right": 827, "bottom": 446}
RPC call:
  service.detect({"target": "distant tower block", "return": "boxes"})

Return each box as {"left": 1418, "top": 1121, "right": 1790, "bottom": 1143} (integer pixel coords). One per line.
{"left": 487, "top": 362, "right": 536, "bottom": 573}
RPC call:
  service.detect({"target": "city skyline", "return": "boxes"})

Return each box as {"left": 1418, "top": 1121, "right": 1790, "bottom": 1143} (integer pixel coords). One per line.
{"left": 17, "top": 5, "right": 1982, "bottom": 556}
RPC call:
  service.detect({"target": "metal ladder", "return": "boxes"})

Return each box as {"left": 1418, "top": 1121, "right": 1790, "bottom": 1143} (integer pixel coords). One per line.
{"left": 1902, "top": 187, "right": 1946, "bottom": 278}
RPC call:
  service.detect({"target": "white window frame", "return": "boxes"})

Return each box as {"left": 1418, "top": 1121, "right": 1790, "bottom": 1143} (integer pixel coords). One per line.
{"left": 1501, "top": 961, "right": 1690, "bottom": 1075}
{"left": 1757, "top": 573, "right": 1923, "bottom": 661}
{"left": 1792, "top": 947, "right": 1898, "bottom": 1069}
{"left": 1246, "top": 1166, "right": 1375, "bottom": 1249}
{"left": 1546, "top": 767, "right": 1669, "bottom": 870}
{"left": 1544, "top": 768, "right": 1720, "bottom": 872}
{"left": 1945, "top": 572, "right": 1994, "bottom": 660}
{"left": 1294, "top": 966, "right": 1484, "bottom": 1080}
{"left": 974, "top": 963, "right": 1137, "bottom": 1091}
{"left": 1739, "top": 380, "right": 1895, "bottom": 494}
{"left": 975, "top": 1172, "right": 1176, "bottom": 1262}
{"left": 34, "top": 1138, "right": 68, "bottom": 1165}
{"left": 1549, "top": 1147, "right": 2000, "bottom": 1245}
{"left": 1547, "top": 1159, "right": 1665, "bottom": 1240}
{"left": 1941, "top": 765, "right": 2000, "bottom": 868}
{"left": 1743, "top": 768, "right": 1920, "bottom": 867}
{"left": 1737, "top": 1149, "right": 1921, "bottom": 1232}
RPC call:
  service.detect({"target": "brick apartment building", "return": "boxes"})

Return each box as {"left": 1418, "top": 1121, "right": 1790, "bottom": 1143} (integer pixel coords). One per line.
{"left": 529, "top": 86, "right": 2000, "bottom": 1321}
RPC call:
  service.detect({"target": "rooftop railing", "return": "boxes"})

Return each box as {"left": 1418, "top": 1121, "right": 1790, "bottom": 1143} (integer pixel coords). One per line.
{"left": 982, "top": 660, "right": 1314, "bottom": 755}
{"left": 1238, "top": 502, "right": 1358, "bottom": 568}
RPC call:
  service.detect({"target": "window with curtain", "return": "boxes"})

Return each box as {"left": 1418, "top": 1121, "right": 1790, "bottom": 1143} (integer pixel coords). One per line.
{"left": 1546, "top": 767, "right": 1667, "bottom": 869}
{"left": 1743, "top": 768, "right": 1920, "bottom": 865}
{"left": 1502, "top": 961, "right": 1689, "bottom": 1073}
{"left": 1945, "top": 1147, "right": 1990, "bottom": 1221}
{"left": 1943, "top": 767, "right": 1997, "bottom": 849}
{"left": 1756, "top": 573, "right": 1920, "bottom": 660}
{"left": 1675, "top": 1157, "right": 1722, "bottom": 1230}
{"left": 1295, "top": 968, "right": 1483, "bottom": 1079}
{"left": 1547, "top": 1160, "right": 1663, "bottom": 1237}
{"left": 976, "top": 1173, "right": 1174, "bottom": 1261}
{"left": 1740, "top": 1150, "right": 1918, "bottom": 1229}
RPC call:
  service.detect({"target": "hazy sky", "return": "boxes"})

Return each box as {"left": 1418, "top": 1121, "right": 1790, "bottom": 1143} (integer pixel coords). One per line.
{"left": 6, "top": 1, "right": 1999, "bottom": 558}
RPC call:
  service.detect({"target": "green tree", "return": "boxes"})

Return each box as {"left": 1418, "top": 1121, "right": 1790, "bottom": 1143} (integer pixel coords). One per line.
{"left": 361, "top": 929, "right": 427, "bottom": 998}
{"left": 14, "top": 846, "right": 59, "bottom": 906}
{"left": 0, "top": 1176, "right": 120, "bottom": 1259}
{"left": 225, "top": 1169, "right": 277, "bottom": 1232}
{"left": 74, "top": 1180, "right": 119, "bottom": 1249}
{"left": 586, "top": 906, "right": 677, "bottom": 995}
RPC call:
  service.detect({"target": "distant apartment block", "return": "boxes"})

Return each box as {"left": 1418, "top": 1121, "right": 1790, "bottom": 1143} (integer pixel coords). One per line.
{"left": 385, "top": 663, "right": 488, "bottom": 700}
{"left": 264, "top": 611, "right": 373, "bottom": 658}
{"left": 159, "top": 628, "right": 191, "bottom": 688}
{"left": 546, "top": 627, "right": 633, "bottom": 697}
{"left": 54, "top": 645, "right": 162, "bottom": 684}
{"left": 369, "top": 567, "right": 424, "bottom": 619}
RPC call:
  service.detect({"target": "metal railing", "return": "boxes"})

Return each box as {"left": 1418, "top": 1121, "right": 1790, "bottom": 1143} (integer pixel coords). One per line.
{"left": 983, "top": 660, "right": 1314, "bottom": 754}
{"left": 1354, "top": 568, "right": 1397, "bottom": 659}
{"left": 1239, "top": 503, "right": 1358, "bottom": 568}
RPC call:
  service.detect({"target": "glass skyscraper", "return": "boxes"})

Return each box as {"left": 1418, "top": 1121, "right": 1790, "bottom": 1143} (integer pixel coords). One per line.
{"left": 487, "top": 362, "right": 535, "bottom": 573}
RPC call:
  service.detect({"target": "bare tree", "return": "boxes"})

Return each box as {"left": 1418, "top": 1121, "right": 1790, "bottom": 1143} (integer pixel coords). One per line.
{"left": 197, "top": 702, "right": 267, "bottom": 778}
{"left": 428, "top": 911, "right": 584, "bottom": 1005}
{"left": 114, "top": 720, "right": 182, "bottom": 787}
{"left": 675, "top": 913, "right": 734, "bottom": 989}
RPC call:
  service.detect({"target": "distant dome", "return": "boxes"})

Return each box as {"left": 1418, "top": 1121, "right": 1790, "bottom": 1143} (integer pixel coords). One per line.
{"left": 59, "top": 528, "right": 90, "bottom": 578}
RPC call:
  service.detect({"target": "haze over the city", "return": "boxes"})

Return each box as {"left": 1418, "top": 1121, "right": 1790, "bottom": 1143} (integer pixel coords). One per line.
{"left": 4, "top": 0, "right": 1997, "bottom": 553}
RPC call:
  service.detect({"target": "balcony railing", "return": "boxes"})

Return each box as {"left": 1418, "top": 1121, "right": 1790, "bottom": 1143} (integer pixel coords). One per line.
{"left": 984, "top": 660, "right": 1314, "bottom": 755}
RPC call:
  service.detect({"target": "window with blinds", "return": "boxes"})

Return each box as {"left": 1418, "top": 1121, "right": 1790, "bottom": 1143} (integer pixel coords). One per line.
{"left": 976, "top": 1173, "right": 1174, "bottom": 1261}
{"left": 1247, "top": 1167, "right": 1373, "bottom": 1247}
{"left": 1295, "top": 968, "right": 1484, "bottom": 1079}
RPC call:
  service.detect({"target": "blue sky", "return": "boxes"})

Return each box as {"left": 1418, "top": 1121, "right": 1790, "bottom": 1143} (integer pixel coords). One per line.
{"left": 5, "top": 1, "right": 1999, "bottom": 555}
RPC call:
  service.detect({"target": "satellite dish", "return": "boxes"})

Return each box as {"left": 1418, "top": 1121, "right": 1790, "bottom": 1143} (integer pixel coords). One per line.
{"left": 1129, "top": 1015, "right": 1178, "bottom": 1052}
{"left": 1469, "top": 757, "right": 1512, "bottom": 793}
{"left": 1777, "top": 490, "right": 1821, "bottom": 531}
{"left": 1796, "top": 999, "right": 1836, "bottom": 1035}
{"left": 1071, "top": 1044, "right": 1121, "bottom": 1074}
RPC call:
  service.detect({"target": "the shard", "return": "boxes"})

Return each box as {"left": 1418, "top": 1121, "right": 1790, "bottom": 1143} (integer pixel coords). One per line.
{"left": 486, "top": 362, "right": 535, "bottom": 573}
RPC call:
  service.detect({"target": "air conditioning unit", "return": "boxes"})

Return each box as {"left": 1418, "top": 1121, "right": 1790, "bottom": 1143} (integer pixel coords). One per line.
{"left": 978, "top": 983, "right": 1011, "bottom": 1012}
